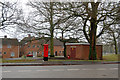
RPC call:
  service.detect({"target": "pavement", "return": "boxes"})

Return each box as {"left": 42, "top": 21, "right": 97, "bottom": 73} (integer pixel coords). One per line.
{"left": 2, "top": 64, "right": 119, "bottom": 78}
{"left": 1, "top": 60, "right": 120, "bottom": 66}
{"left": 1, "top": 57, "right": 120, "bottom": 66}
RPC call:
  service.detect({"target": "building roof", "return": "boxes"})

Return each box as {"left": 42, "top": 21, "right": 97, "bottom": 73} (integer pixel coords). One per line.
{"left": 48, "top": 39, "right": 63, "bottom": 46}
{"left": 1, "top": 38, "right": 19, "bottom": 46}
{"left": 20, "top": 36, "right": 63, "bottom": 46}
{"left": 20, "top": 36, "right": 34, "bottom": 45}
{"left": 65, "top": 43, "right": 102, "bottom": 46}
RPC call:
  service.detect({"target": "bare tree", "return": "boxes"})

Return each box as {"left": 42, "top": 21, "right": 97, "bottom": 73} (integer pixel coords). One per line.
{"left": 16, "top": 1, "right": 72, "bottom": 57}
{"left": 15, "top": 1, "right": 119, "bottom": 59}
{"left": 55, "top": 17, "right": 81, "bottom": 57}
{"left": 0, "top": 1, "right": 22, "bottom": 30}
{"left": 58, "top": 1, "right": 119, "bottom": 60}
{"left": 99, "top": 24, "right": 120, "bottom": 54}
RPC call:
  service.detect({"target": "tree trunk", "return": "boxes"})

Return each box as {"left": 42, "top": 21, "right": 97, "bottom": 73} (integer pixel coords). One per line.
{"left": 50, "top": 2, "right": 54, "bottom": 57}
{"left": 88, "top": 2, "right": 99, "bottom": 60}
{"left": 63, "top": 42, "right": 66, "bottom": 57}
{"left": 113, "top": 32, "right": 118, "bottom": 54}
{"left": 89, "top": 18, "right": 97, "bottom": 60}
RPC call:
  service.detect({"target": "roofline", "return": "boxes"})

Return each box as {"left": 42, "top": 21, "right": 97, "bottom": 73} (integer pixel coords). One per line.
{"left": 65, "top": 43, "right": 102, "bottom": 46}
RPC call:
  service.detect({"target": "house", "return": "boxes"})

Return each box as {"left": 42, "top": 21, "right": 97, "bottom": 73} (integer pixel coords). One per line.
{"left": 19, "top": 35, "right": 46, "bottom": 57}
{"left": 66, "top": 43, "right": 102, "bottom": 60}
{"left": 48, "top": 39, "right": 64, "bottom": 56}
{"left": 0, "top": 36, "right": 19, "bottom": 58}
{"left": 20, "top": 34, "right": 64, "bottom": 57}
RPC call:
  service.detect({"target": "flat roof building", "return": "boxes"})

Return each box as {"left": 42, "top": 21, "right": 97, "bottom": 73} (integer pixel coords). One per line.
{"left": 66, "top": 43, "right": 102, "bottom": 60}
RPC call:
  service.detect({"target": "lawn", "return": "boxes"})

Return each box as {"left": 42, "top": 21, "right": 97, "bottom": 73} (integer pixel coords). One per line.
{"left": 103, "top": 54, "right": 120, "bottom": 61}
{"left": 49, "top": 54, "right": 120, "bottom": 61}
{"left": 1, "top": 54, "right": 119, "bottom": 63}
{"left": 2, "top": 59, "right": 36, "bottom": 63}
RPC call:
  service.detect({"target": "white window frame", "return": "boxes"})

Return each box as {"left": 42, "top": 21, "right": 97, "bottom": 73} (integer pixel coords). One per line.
{"left": 11, "top": 52, "right": 15, "bottom": 57}
{"left": 7, "top": 44, "right": 11, "bottom": 48}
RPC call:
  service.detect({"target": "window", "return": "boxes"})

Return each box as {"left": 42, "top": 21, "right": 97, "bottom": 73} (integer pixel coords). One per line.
{"left": 0, "top": 45, "right": 2, "bottom": 48}
{"left": 28, "top": 52, "right": 31, "bottom": 54}
{"left": 7, "top": 44, "right": 11, "bottom": 48}
{"left": 37, "top": 45, "right": 40, "bottom": 48}
{"left": 0, "top": 52, "right": 1, "bottom": 54}
{"left": 4, "top": 52, "right": 6, "bottom": 54}
{"left": 11, "top": 52, "right": 15, "bottom": 57}
{"left": 33, "top": 45, "right": 35, "bottom": 48}
{"left": 59, "top": 51, "right": 61, "bottom": 53}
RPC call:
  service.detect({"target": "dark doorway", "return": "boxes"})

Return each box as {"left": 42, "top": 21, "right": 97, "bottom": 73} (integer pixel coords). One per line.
{"left": 55, "top": 51, "right": 57, "bottom": 56}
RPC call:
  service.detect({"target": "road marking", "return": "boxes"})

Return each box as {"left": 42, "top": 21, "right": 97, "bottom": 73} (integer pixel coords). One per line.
{"left": 53, "top": 69, "right": 64, "bottom": 71}
{"left": 96, "top": 68, "right": 106, "bottom": 70}
{"left": 3, "top": 71, "right": 11, "bottom": 73}
{"left": 109, "top": 68, "right": 118, "bottom": 70}
{"left": 36, "top": 70, "right": 49, "bottom": 72}
{"left": 18, "top": 70, "right": 31, "bottom": 72}
{"left": 82, "top": 69, "right": 93, "bottom": 70}
{"left": 67, "top": 69, "right": 80, "bottom": 71}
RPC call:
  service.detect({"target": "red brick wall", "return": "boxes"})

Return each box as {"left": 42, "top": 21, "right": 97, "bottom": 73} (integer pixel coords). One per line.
{"left": 20, "top": 40, "right": 43, "bottom": 57}
{"left": 20, "top": 40, "right": 64, "bottom": 57}
{"left": 54, "top": 46, "right": 64, "bottom": 56}
{"left": 2, "top": 45, "right": 19, "bottom": 58}
{"left": 66, "top": 45, "right": 102, "bottom": 60}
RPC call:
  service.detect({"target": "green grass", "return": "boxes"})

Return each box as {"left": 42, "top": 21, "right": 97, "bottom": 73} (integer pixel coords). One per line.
{"left": 49, "top": 54, "right": 120, "bottom": 61}
{"left": 48, "top": 59, "right": 102, "bottom": 62}
{"left": 103, "top": 54, "right": 119, "bottom": 61}
{"left": 1, "top": 54, "right": 119, "bottom": 63}
{"left": 2, "top": 59, "right": 36, "bottom": 63}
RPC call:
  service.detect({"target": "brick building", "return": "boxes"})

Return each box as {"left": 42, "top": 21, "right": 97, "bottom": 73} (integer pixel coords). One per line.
{"left": 0, "top": 36, "right": 19, "bottom": 58}
{"left": 48, "top": 39, "right": 64, "bottom": 56}
{"left": 66, "top": 43, "right": 102, "bottom": 60}
{"left": 20, "top": 35, "right": 64, "bottom": 57}
{"left": 20, "top": 36, "right": 47, "bottom": 57}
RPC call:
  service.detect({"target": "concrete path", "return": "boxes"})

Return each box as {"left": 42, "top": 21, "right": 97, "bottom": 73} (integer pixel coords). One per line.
{"left": 1, "top": 61, "right": 120, "bottom": 66}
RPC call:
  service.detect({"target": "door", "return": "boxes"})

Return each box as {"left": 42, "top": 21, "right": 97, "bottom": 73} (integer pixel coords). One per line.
{"left": 70, "top": 48, "right": 76, "bottom": 59}
{"left": 33, "top": 52, "right": 37, "bottom": 57}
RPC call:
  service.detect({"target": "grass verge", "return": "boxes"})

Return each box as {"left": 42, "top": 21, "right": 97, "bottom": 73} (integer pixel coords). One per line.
{"left": 2, "top": 59, "right": 36, "bottom": 63}
{"left": 103, "top": 54, "right": 119, "bottom": 61}
{"left": 1, "top": 54, "right": 119, "bottom": 63}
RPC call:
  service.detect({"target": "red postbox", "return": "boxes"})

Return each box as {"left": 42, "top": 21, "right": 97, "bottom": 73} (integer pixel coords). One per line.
{"left": 43, "top": 44, "right": 48, "bottom": 61}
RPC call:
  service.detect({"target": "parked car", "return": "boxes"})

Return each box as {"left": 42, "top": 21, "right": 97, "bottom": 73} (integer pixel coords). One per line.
{"left": 27, "top": 54, "right": 33, "bottom": 57}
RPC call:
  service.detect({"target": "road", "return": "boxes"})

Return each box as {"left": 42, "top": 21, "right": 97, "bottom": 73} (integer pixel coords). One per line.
{"left": 2, "top": 64, "right": 119, "bottom": 78}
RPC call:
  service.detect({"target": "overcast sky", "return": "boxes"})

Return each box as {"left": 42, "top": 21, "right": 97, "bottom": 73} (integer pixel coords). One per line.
{"left": 0, "top": 0, "right": 29, "bottom": 40}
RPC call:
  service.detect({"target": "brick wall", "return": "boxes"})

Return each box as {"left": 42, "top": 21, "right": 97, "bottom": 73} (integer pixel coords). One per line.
{"left": 2, "top": 45, "right": 19, "bottom": 58}
{"left": 20, "top": 40, "right": 43, "bottom": 57}
{"left": 20, "top": 41, "right": 64, "bottom": 57}
{"left": 54, "top": 46, "right": 64, "bottom": 56}
{"left": 66, "top": 44, "right": 102, "bottom": 60}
